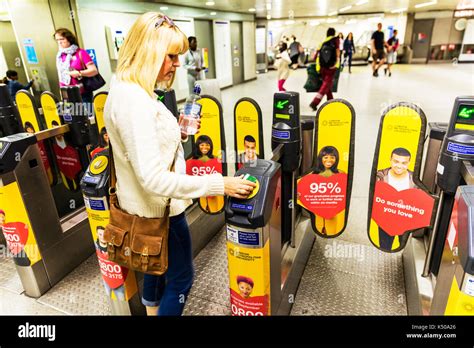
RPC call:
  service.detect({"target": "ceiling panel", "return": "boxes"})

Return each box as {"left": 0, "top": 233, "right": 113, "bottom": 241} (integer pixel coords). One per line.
{"left": 155, "top": 0, "right": 464, "bottom": 18}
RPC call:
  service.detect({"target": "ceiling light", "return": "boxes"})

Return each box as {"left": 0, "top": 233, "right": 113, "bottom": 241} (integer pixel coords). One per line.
{"left": 266, "top": 3, "right": 272, "bottom": 11}
{"left": 205, "top": 1, "right": 215, "bottom": 5}
{"left": 249, "top": 8, "right": 256, "bottom": 12}
{"left": 160, "top": 6, "right": 168, "bottom": 10}
{"left": 339, "top": 5, "right": 352, "bottom": 12}
{"left": 328, "top": 11, "right": 338, "bottom": 16}
{"left": 267, "top": 14, "right": 272, "bottom": 19}
{"left": 415, "top": 1, "right": 437, "bottom": 8}
{"left": 391, "top": 7, "right": 407, "bottom": 13}
{"left": 356, "top": 0, "right": 369, "bottom": 5}
{"left": 210, "top": 12, "right": 217, "bottom": 15}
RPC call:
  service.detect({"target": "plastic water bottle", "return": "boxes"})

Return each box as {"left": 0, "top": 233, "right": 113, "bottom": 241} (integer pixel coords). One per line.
{"left": 180, "top": 85, "right": 202, "bottom": 135}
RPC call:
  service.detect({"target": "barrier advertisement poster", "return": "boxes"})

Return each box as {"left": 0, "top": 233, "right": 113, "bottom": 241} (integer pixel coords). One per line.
{"left": 297, "top": 99, "right": 355, "bottom": 238}
{"left": 368, "top": 103, "right": 435, "bottom": 252}
{"left": 186, "top": 96, "right": 226, "bottom": 214}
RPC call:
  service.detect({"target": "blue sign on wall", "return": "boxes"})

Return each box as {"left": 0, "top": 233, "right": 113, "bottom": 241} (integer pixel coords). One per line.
{"left": 86, "top": 49, "right": 98, "bottom": 68}
{"left": 23, "top": 39, "right": 38, "bottom": 64}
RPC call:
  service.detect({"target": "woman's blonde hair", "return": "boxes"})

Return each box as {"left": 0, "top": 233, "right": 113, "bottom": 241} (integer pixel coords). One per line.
{"left": 116, "top": 12, "right": 188, "bottom": 96}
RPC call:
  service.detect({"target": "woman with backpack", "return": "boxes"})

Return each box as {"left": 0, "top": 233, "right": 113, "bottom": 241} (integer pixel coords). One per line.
{"left": 309, "top": 28, "right": 340, "bottom": 111}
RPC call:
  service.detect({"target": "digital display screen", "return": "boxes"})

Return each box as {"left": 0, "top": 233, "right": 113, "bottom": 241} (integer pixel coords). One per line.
{"left": 231, "top": 203, "right": 254, "bottom": 211}
{"left": 456, "top": 104, "right": 474, "bottom": 123}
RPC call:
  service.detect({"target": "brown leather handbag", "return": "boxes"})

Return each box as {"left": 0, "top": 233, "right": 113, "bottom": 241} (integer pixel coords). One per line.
{"left": 103, "top": 145, "right": 175, "bottom": 276}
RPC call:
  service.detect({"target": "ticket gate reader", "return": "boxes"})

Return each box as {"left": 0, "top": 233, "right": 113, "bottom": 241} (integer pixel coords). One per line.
{"left": 423, "top": 97, "right": 474, "bottom": 277}
{"left": 0, "top": 84, "right": 21, "bottom": 137}
{"left": 225, "top": 159, "right": 282, "bottom": 315}
{"left": 271, "top": 92, "right": 302, "bottom": 247}
{"left": 431, "top": 185, "right": 474, "bottom": 314}
{"left": 0, "top": 129, "right": 94, "bottom": 297}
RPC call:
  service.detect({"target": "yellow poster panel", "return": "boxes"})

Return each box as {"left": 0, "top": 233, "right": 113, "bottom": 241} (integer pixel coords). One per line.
{"left": 0, "top": 182, "right": 42, "bottom": 266}
{"left": 445, "top": 276, "right": 474, "bottom": 315}
{"left": 84, "top": 195, "right": 138, "bottom": 302}
{"left": 227, "top": 239, "right": 270, "bottom": 315}
{"left": 15, "top": 91, "right": 41, "bottom": 132}
{"left": 40, "top": 93, "right": 61, "bottom": 129}
{"left": 368, "top": 106, "right": 423, "bottom": 251}
{"left": 235, "top": 99, "right": 262, "bottom": 171}
{"left": 93, "top": 92, "right": 108, "bottom": 133}
{"left": 195, "top": 97, "right": 225, "bottom": 213}
{"left": 297, "top": 100, "right": 353, "bottom": 238}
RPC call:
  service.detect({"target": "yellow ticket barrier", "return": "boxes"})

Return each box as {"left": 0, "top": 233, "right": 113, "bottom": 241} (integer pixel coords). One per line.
{"left": 15, "top": 90, "right": 56, "bottom": 186}
{"left": 297, "top": 99, "right": 355, "bottom": 238}
{"left": 187, "top": 95, "right": 227, "bottom": 214}
{"left": 368, "top": 103, "right": 435, "bottom": 252}
{"left": 234, "top": 98, "right": 264, "bottom": 171}
{"left": 40, "top": 91, "right": 83, "bottom": 192}
{"left": 91, "top": 92, "right": 109, "bottom": 158}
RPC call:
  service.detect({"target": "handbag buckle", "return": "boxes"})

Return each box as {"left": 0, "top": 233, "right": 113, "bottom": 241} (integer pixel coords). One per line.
{"left": 141, "top": 247, "right": 149, "bottom": 264}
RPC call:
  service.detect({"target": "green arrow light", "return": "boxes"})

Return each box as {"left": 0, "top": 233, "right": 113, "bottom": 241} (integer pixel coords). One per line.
{"left": 458, "top": 107, "right": 474, "bottom": 119}
{"left": 275, "top": 100, "right": 289, "bottom": 110}
{"left": 158, "top": 95, "right": 164, "bottom": 101}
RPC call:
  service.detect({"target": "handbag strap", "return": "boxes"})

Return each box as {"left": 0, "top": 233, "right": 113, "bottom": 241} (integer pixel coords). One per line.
{"left": 108, "top": 142, "right": 177, "bottom": 217}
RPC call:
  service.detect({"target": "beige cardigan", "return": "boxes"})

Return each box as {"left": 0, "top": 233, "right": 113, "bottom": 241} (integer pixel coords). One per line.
{"left": 103, "top": 79, "right": 225, "bottom": 218}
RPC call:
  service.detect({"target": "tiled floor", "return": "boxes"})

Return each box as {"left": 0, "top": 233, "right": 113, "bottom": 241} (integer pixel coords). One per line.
{"left": 1, "top": 63, "right": 473, "bottom": 315}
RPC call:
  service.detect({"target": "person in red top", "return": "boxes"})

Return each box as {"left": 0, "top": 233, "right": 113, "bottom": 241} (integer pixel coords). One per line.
{"left": 54, "top": 28, "right": 99, "bottom": 105}
{"left": 90, "top": 127, "right": 109, "bottom": 158}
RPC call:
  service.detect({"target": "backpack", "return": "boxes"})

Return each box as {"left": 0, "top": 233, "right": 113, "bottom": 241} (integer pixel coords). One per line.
{"left": 319, "top": 39, "right": 337, "bottom": 68}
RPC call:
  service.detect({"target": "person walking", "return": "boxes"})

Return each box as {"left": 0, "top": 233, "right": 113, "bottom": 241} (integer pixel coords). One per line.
{"left": 371, "top": 23, "right": 386, "bottom": 77}
{"left": 3, "top": 70, "right": 34, "bottom": 98}
{"left": 289, "top": 35, "right": 301, "bottom": 69}
{"left": 103, "top": 12, "right": 256, "bottom": 316}
{"left": 54, "top": 28, "right": 99, "bottom": 104}
{"left": 343, "top": 33, "right": 356, "bottom": 73}
{"left": 183, "top": 36, "right": 204, "bottom": 96}
{"left": 275, "top": 42, "right": 292, "bottom": 91}
{"left": 385, "top": 29, "right": 400, "bottom": 77}
{"left": 309, "top": 28, "right": 340, "bottom": 111}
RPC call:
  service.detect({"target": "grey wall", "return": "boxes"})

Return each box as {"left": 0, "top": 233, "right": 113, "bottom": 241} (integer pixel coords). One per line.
{"left": 194, "top": 19, "right": 216, "bottom": 79}
{"left": 0, "top": 21, "right": 28, "bottom": 84}
{"left": 432, "top": 17, "right": 464, "bottom": 45}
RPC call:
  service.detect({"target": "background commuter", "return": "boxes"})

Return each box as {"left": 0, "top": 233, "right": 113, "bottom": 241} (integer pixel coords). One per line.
{"left": 183, "top": 36, "right": 204, "bottom": 96}
{"left": 338, "top": 33, "right": 344, "bottom": 52}
{"left": 289, "top": 35, "right": 302, "bottom": 69}
{"left": 275, "top": 42, "right": 292, "bottom": 91}
{"left": 309, "top": 28, "right": 340, "bottom": 111}
{"left": 385, "top": 30, "right": 400, "bottom": 77}
{"left": 371, "top": 23, "right": 386, "bottom": 77}
{"left": 343, "top": 33, "right": 356, "bottom": 74}
{"left": 54, "top": 28, "right": 99, "bottom": 104}
{"left": 2, "top": 70, "right": 34, "bottom": 98}
{"left": 103, "top": 12, "right": 256, "bottom": 316}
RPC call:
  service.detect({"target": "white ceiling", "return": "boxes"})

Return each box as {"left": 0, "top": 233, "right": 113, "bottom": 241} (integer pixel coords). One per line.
{"left": 155, "top": 0, "right": 467, "bottom": 19}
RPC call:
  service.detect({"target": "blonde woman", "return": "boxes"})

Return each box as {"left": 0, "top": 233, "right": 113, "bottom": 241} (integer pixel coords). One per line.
{"left": 103, "top": 12, "right": 256, "bottom": 316}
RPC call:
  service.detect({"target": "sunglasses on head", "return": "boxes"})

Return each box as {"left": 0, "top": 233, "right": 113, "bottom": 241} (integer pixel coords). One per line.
{"left": 155, "top": 15, "right": 174, "bottom": 29}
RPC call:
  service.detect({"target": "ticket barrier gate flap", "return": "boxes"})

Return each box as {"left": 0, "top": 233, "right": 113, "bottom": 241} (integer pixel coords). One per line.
{"left": 0, "top": 131, "right": 95, "bottom": 297}
{"left": 225, "top": 159, "right": 282, "bottom": 315}
{"left": 431, "top": 185, "right": 474, "bottom": 315}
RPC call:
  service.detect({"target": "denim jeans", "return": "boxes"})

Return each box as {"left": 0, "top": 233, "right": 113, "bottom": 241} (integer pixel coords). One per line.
{"left": 141, "top": 212, "right": 194, "bottom": 316}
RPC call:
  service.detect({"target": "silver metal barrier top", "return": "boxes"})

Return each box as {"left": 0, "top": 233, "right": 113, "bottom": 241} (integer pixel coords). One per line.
{"left": 35, "top": 124, "right": 70, "bottom": 142}
{"left": 462, "top": 161, "right": 474, "bottom": 185}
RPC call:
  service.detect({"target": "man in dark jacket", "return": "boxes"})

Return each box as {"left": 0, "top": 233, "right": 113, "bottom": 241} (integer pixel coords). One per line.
{"left": 4, "top": 70, "right": 33, "bottom": 98}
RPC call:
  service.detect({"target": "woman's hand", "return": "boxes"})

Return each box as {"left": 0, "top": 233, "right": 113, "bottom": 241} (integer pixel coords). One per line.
{"left": 178, "top": 115, "right": 201, "bottom": 140}
{"left": 68, "top": 70, "right": 81, "bottom": 78}
{"left": 224, "top": 175, "right": 257, "bottom": 199}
